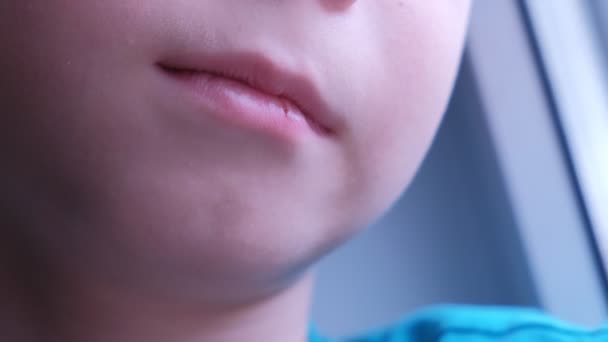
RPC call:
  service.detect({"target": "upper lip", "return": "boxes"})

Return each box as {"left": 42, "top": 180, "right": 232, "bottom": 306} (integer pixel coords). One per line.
{"left": 156, "top": 51, "right": 341, "bottom": 136}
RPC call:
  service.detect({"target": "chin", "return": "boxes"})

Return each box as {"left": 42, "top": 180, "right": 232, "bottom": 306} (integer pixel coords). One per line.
{"left": 70, "top": 181, "right": 357, "bottom": 304}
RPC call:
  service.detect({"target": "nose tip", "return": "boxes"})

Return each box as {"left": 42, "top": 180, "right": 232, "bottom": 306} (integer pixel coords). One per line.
{"left": 321, "top": 0, "right": 357, "bottom": 12}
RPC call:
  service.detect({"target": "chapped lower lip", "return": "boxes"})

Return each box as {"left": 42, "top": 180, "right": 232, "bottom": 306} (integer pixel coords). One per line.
{"left": 157, "top": 64, "right": 331, "bottom": 141}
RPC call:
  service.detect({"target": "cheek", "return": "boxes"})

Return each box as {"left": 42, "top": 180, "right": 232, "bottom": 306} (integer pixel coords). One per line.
{"left": 343, "top": 1, "right": 470, "bottom": 219}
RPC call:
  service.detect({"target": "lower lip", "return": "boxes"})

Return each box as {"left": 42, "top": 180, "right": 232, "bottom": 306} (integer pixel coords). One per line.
{"left": 159, "top": 67, "right": 321, "bottom": 141}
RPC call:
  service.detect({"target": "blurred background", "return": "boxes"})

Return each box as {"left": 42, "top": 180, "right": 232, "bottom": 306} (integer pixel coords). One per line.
{"left": 311, "top": 0, "right": 608, "bottom": 337}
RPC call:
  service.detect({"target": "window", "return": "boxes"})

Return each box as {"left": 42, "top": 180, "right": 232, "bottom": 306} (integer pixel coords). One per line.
{"left": 467, "top": 0, "right": 608, "bottom": 326}
{"left": 524, "top": 0, "right": 608, "bottom": 284}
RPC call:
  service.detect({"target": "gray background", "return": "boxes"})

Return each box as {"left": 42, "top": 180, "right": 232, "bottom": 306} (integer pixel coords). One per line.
{"left": 310, "top": 56, "right": 539, "bottom": 337}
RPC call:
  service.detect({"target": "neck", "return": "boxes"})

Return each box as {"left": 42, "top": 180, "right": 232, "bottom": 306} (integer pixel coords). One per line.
{"left": 2, "top": 266, "right": 315, "bottom": 342}
{"left": 0, "top": 229, "right": 315, "bottom": 342}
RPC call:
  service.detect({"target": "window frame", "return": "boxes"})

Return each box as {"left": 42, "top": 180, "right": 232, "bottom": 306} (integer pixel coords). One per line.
{"left": 467, "top": 0, "right": 608, "bottom": 326}
{"left": 523, "top": 0, "right": 608, "bottom": 294}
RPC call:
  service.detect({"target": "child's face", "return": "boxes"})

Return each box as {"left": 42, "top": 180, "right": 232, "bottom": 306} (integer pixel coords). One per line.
{"left": 1, "top": 1, "right": 470, "bottom": 299}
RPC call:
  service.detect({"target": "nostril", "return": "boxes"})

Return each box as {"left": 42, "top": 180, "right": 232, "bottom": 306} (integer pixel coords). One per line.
{"left": 321, "top": 0, "right": 357, "bottom": 12}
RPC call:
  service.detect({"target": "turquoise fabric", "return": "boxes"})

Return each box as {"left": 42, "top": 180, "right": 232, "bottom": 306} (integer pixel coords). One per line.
{"left": 309, "top": 305, "right": 608, "bottom": 341}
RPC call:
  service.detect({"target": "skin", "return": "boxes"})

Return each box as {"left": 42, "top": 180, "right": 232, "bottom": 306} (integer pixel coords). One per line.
{"left": 0, "top": 1, "right": 471, "bottom": 341}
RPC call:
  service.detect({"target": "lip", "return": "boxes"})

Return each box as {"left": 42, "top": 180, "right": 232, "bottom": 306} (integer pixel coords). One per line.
{"left": 156, "top": 51, "right": 341, "bottom": 138}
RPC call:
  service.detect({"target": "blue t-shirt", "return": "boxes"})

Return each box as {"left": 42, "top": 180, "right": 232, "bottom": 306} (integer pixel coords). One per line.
{"left": 309, "top": 305, "right": 608, "bottom": 341}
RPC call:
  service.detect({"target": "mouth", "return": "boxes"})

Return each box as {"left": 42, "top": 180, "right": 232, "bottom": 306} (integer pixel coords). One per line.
{"left": 156, "top": 52, "right": 340, "bottom": 139}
